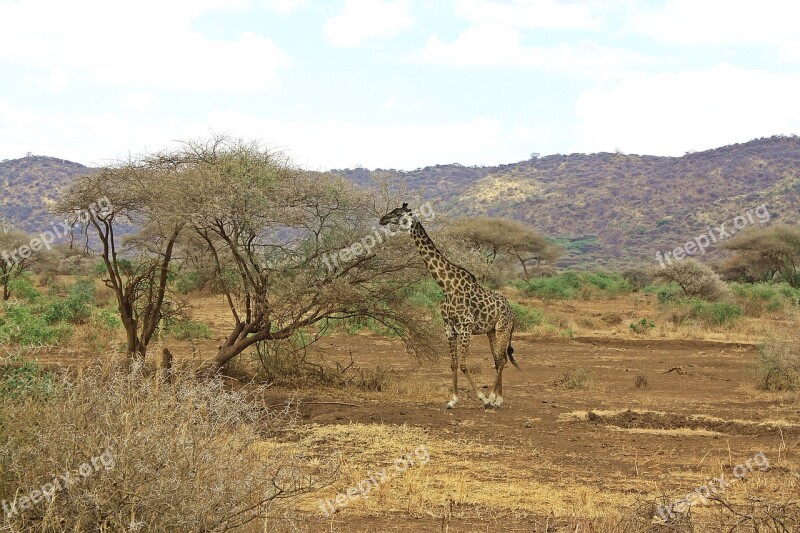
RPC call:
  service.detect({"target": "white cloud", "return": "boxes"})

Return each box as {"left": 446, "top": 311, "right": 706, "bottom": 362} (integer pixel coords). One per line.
{"left": 629, "top": 0, "right": 800, "bottom": 60}
{"left": 205, "top": 110, "right": 545, "bottom": 169}
{"left": 261, "top": 0, "right": 306, "bottom": 13}
{"left": 120, "top": 92, "right": 157, "bottom": 112}
{"left": 0, "top": 0, "right": 290, "bottom": 93}
{"left": 323, "top": 0, "right": 414, "bottom": 49}
{"left": 455, "top": 0, "right": 606, "bottom": 30}
{"left": 0, "top": 97, "right": 196, "bottom": 165}
{"left": 0, "top": 96, "right": 544, "bottom": 169}
{"left": 422, "top": 25, "right": 649, "bottom": 77}
{"left": 572, "top": 65, "right": 800, "bottom": 156}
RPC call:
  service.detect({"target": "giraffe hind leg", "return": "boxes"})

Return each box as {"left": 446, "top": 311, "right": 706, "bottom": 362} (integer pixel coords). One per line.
{"left": 489, "top": 324, "right": 512, "bottom": 407}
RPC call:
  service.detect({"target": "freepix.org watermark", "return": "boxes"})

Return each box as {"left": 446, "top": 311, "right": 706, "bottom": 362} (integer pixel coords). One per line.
{"left": 2, "top": 449, "right": 115, "bottom": 518}
{"left": 321, "top": 202, "right": 435, "bottom": 274}
{"left": 655, "top": 204, "right": 770, "bottom": 268}
{"left": 655, "top": 450, "right": 769, "bottom": 522}
{"left": 0, "top": 197, "right": 113, "bottom": 268}
{"left": 318, "top": 444, "right": 430, "bottom": 516}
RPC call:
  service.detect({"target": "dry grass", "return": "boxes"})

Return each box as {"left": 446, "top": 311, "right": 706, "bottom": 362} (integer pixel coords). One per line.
{"left": 0, "top": 358, "right": 333, "bottom": 532}
{"left": 292, "top": 423, "right": 633, "bottom": 523}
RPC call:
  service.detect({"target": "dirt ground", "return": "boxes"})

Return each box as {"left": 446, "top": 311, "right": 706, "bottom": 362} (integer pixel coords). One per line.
{"left": 255, "top": 332, "right": 799, "bottom": 532}
{"left": 16, "top": 293, "right": 800, "bottom": 532}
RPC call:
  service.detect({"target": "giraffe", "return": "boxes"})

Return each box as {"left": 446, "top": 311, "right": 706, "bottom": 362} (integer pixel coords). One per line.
{"left": 379, "top": 203, "right": 520, "bottom": 409}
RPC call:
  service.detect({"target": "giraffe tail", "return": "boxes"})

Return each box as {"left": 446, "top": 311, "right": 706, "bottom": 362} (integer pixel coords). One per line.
{"left": 507, "top": 326, "right": 520, "bottom": 370}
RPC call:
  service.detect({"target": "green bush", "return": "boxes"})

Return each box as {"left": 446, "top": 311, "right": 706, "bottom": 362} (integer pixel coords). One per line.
{"left": 43, "top": 279, "right": 95, "bottom": 325}
{"left": 516, "top": 272, "right": 581, "bottom": 299}
{"left": 7, "top": 276, "right": 40, "bottom": 302}
{"left": 731, "top": 282, "right": 800, "bottom": 316}
{"left": 516, "top": 272, "right": 631, "bottom": 300}
{"left": 168, "top": 319, "right": 214, "bottom": 341}
{"left": 0, "top": 304, "right": 71, "bottom": 346}
{"left": 0, "top": 357, "right": 57, "bottom": 400}
{"left": 629, "top": 318, "right": 655, "bottom": 334}
{"left": 175, "top": 270, "right": 208, "bottom": 295}
{"left": 582, "top": 272, "right": 632, "bottom": 296}
{"left": 668, "top": 298, "right": 743, "bottom": 327}
{"left": 645, "top": 282, "right": 682, "bottom": 304}
{"left": 510, "top": 302, "right": 544, "bottom": 331}
{"left": 778, "top": 284, "right": 800, "bottom": 306}
{"left": 92, "top": 308, "right": 122, "bottom": 330}
{"left": 694, "top": 301, "right": 742, "bottom": 326}
{"left": 404, "top": 278, "right": 444, "bottom": 310}
{"left": 335, "top": 315, "right": 401, "bottom": 337}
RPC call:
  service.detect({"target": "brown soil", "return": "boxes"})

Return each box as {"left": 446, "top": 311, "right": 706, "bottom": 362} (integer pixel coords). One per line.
{"left": 253, "top": 333, "right": 800, "bottom": 532}
{"left": 13, "top": 294, "right": 800, "bottom": 532}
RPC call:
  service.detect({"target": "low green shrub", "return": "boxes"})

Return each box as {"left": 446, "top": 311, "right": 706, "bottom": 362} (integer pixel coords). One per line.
{"left": 510, "top": 302, "right": 544, "bottom": 331}
{"left": 43, "top": 279, "right": 95, "bottom": 325}
{"left": 168, "top": 319, "right": 214, "bottom": 341}
{"left": 630, "top": 318, "right": 655, "bottom": 334}
{"left": 516, "top": 272, "right": 632, "bottom": 300}
{"left": 404, "top": 278, "right": 444, "bottom": 311}
{"left": 664, "top": 298, "right": 743, "bottom": 327}
{"left": 645, "top": 282, "right": 682, "bottom": 304}
{"left": 0, "top": 304, "right": 71, "bottom": 346}
{"left": 0, "top": 356, "right": 57, "bottom": 400}
{"left": 731, "top": 282, "right": 799, "bottom": 316}
{"left": 7, "top": 276, "right": 40, "bottom": 302}
{"left": 516, "top": 272, "right": 581, "bottom": 299}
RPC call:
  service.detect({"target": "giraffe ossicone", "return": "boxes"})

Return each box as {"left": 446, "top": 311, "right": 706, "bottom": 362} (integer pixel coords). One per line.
{"left": 379, "top": 203, "right": 520, "bottom": 409}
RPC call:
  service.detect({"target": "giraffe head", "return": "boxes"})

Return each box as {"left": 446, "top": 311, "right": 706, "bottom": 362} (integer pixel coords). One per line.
{"left": 379, "top": 203, "right": 414, "bottom": 228}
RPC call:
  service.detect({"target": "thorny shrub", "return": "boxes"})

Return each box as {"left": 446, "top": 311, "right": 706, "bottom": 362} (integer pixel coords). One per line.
{"left": 0, "top": 358, "right": 335, "bottom": 531}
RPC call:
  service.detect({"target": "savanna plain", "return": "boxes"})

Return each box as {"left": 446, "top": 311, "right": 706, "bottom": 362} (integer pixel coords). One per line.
{"left": 1, "top": 141, "right": 800, "bottom": 532}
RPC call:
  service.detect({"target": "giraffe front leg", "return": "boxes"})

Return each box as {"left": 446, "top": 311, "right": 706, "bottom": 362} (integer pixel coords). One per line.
{"left": 457, "top": 333, "right": 491, "bottom": 408}
{"left": 445, "top": 335, "right": 459, "bottom": 409}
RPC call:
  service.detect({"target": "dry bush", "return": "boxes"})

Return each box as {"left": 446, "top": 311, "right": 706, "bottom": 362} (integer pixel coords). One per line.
{"left": 753, "top": 329, "right": 800, "bottom": 391}
{"left": 0, "top": 359, "right": 333, "bottom": 531}
{"left": 652, "top": 259, "right": 729, "bottom": 302}
{"left": 552, "top": 368, "right": 595, "bottom": 390}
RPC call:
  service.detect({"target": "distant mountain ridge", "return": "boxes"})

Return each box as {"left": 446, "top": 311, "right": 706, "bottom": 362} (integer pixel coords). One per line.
{"left": 0, "top": 155, "right": 93, "bottom": 232}
{"left": 333, "top": 136, "right": 800, "bottom": 269}
{"left": 2, "top": 136, "right": 799, "bottom": 269}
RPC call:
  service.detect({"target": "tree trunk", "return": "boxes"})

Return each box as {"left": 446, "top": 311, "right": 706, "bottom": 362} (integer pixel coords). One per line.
{"left": 520, "top": 260, "right": 530, "bottom": 281}
{"left": 160, "top": 348, "right": 174, "bottom": 383}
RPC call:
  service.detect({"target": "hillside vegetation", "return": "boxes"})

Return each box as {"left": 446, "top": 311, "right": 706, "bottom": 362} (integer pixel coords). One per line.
{"left": 0, "top": 155, "right": 93, "bottom": 231}
{"left": 2, "top": 136, "right": 800, "bottom": 270}
{"left": 336, "top": 135, "right": 800, "bottom": 269}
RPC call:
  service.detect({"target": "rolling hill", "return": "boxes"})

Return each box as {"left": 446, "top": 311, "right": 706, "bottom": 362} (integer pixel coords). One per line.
{"left": 0, "top": 155, "right": 94, "bottom": 232}
{"left": 2, "top": 136, "right": 799, "bottom": 270}
{"left": 334, "top": 135, "right": 800, "bottom": 269}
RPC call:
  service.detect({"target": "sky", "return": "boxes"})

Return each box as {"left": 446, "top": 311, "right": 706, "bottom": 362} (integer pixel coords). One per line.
{"left": 0, "top": 0, "right": 799, "bottom": 170}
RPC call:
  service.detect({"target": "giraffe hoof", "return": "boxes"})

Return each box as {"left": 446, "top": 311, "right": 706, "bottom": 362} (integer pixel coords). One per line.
{"left": 484, "top": 402, "right": 497, "bottom": 410}
{"left": 444, "top": 403, "right": 454, "bottom": 410}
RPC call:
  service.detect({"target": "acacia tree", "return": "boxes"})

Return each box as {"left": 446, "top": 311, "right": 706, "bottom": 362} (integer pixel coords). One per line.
{"left": 0, "top": 226, "right": 40, "bottom": 300}
{"left": 56, "top": 162, "right": 185, "bottom": 366}
{"left": 652, "top": 258, "right": 729, "bottom": 301}
{"left": 446, "top": 216, "right": 562, "bottom": 280}
{"left": 722, "top": 224, "right": 800, "bottom": 287}
{"left": 161, "top": 138, "right": 440, "bottom": 373}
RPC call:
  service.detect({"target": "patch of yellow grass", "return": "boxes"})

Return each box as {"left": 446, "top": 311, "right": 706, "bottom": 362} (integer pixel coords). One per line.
{"left": 607, "top": 426, "right": 723, "bottom": 437}
{"left": 285, "top": 422, "right": 633, "bottom": 522}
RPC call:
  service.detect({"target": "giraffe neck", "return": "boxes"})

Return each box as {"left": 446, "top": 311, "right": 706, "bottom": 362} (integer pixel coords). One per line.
{"left": 408, "top": 218, "right": 464, "bottom": 292}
